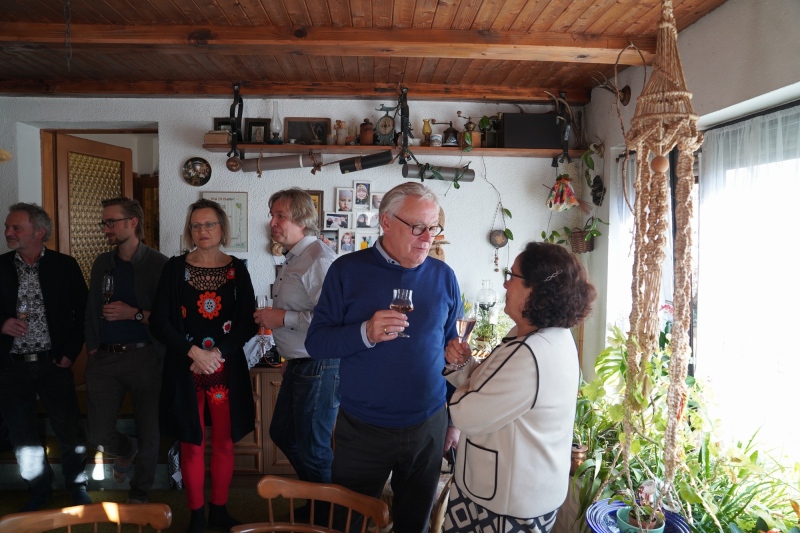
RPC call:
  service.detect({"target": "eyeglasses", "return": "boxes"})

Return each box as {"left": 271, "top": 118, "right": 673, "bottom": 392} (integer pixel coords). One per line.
{"left": 503, "top": 268, "right": 525, "bottom": 283}
{"left": 190, "top": 221, "right": 221, "bottom": 232}
{"left": 98, "top": 217, "right": 132, "bottom": 229}
{"left": 392, "top": 215, "right": 444, "bottom": 237}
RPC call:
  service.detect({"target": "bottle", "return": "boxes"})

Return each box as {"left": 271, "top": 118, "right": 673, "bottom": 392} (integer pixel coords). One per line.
{"left": 422, "top": 119, "right": 432, "bottom": 146}
{"left": 359, "top": 118, "right": 374, "bottom": 146}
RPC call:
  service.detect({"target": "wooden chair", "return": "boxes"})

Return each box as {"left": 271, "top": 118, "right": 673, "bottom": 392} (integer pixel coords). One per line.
{"left": 232, "top": 475, "right": 390, "bottom": 533}
{"left": 0, "top": 502, "right": 172, "bottom": 532}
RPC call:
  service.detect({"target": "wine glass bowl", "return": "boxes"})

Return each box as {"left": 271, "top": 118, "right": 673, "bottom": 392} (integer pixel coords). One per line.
{"left": 255, "top": 295, "right": 272, "bottom": 360}
{"left": 446, "top": 300, "right": 476, "bottom": 371}
{"left": 102, "top": 274, "right": 114, "bottom": 305}
{"left": 16, "top": 297, "right": 30, "bottom": 322}
{"left": 390, "top": 289, "right": 413, "bottom": 338}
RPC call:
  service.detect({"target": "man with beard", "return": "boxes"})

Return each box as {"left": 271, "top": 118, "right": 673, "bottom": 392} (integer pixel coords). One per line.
{"left": 84, "top": 197, "right": 167, "bottom": 504}
{"left": 0, "top": 203, "right": 89, "bottom": 510}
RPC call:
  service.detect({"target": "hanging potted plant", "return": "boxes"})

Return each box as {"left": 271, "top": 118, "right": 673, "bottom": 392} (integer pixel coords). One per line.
{"left": 542, "top": 216, "right": 608, "bottom": 254}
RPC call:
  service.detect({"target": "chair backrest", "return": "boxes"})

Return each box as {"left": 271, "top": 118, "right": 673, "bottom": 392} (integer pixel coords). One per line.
{"left": 232, "top": 475, "right": 390, "bottom": 533}
{"left": 0, "top": 502, "right": 172, "bottom": 532}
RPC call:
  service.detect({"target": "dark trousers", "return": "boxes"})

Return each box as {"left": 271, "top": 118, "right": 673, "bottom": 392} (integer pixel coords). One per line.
{"left": 85, "top": 345, "right": 162, "bottom": 500}
{"left": 0, "top": 358, "right": 88, "bottom": 498}
{"left": 332, "top": 405, "right": 447, "bottom": 533}
{"left": 269, "top": 357, "right": 340, "bottom": 483}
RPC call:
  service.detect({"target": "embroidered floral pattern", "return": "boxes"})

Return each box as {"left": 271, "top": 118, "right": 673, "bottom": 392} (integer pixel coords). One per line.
{"left": 197, "top": 291, "right": 222, "bottom": 319}
{"left": 181, "top": 305, "right": 186, "bottom": 318}
{"left": 207, "top": 385, "right": 229, "bottom": 405}
{"left": 226, "top": 267, "right": 236, "bottom": 280}
{"left": 222, "top": 320, "right": 232, "bottom": 334}
{"left": 201, "top": 337, "right": 215, "bottom": 349}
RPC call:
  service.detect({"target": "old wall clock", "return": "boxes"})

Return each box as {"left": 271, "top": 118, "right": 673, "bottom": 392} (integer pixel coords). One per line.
{"left": 376, "top": 112, "right": 396, "bottom": 146}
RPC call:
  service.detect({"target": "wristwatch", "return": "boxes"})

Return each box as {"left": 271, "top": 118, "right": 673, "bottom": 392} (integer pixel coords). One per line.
{"left": 134, "top": 308, "right": 144, "bottom": 322}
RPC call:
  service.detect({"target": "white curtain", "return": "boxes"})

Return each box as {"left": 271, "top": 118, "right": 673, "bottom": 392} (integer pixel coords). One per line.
{"left": 698, "top": 105, "right": 800, "bottom": 461}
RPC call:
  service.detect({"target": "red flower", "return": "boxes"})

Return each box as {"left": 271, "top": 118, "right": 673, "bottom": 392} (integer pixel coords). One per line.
{"left": 226, "top": 267, "right": 236, "bottom": 280}
{"left": 202, "top": 337, "right": 214, "bottom": 349}
{"left": 197, "top": 291, "right": 222, "bottom": 319}
{"left": 207, "top": 385, "right": 229, "bottom": 405}
{"left": 222, "top": 320, "right": 232, "bottom": 334}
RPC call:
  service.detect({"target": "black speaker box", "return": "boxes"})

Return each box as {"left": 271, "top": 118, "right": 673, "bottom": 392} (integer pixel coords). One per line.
{"left": 498, "top": 113, "right": 562, "bottom": 149}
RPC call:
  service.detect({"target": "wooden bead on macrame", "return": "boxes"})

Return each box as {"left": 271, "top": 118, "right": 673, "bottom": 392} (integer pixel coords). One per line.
{"left": 651, "top": 155, "right": 669, "bottom": 173}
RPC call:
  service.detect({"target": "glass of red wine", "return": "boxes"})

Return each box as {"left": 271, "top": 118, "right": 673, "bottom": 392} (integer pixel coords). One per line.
{"left": 390, "top": 289, "right": 413, "bottom": 338}
{"left": 446, "top": 300, "right": 476, "bottom": 371}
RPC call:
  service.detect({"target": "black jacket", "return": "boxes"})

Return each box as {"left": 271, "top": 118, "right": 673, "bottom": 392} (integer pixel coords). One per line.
{"left": 0, "top": 248, "right": 88, "bottom": 369}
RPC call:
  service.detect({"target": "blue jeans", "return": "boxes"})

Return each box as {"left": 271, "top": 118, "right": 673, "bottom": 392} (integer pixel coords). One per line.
{"left": 269, "top": 358, "right": 340, "bottom": 483}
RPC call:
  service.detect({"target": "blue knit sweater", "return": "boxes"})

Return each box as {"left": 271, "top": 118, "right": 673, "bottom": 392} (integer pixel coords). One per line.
{"left": 306, "top": 245, "right": 460, "bottom": 427}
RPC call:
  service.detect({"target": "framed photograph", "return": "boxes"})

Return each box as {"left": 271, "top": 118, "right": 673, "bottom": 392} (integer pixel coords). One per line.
{"left": 200, "top": 191, "right": 248, "bottom": 252}
{"left": 335, "top": 187, "right": 354, "bottom": 213}
{"left": 355, "top": 211, "right": 378, "bottom": 228}
{"left": 353, "top": 181, "right": 371, "bottom": 208}
{"left": 244, "top": 118, "right": 271, "bottom": 143}
{"left": 319, "top": 231, "right": 338, "bottom": 254}
{"left": 213, "top": 117, "right": 243, "bottom": 141}
{"left": 284, "top": 117, "right": 331, "bottom": 145}
{"left": 370, "top": 192, "right": 384, "bottom": 211}
{"left": 355, "top": 229, "right": 380, "bottom": 250}
{"left": 324, "top": 212, "right": 350, "bottom": 230}
{"left": 338, "top": 229, "right": 356, "bottom": 256}
{"left": 305, "top": 190, "right": 324, "bottom": 229}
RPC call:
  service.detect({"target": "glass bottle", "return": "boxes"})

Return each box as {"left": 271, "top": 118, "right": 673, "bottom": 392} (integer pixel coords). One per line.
{"left": 422, "top": 119, "right": 432, "bottom": 146}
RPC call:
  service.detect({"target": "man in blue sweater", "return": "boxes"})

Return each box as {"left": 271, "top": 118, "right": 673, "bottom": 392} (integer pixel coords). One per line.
{"left": 306, "top": 182, "right": 460, "bottom": 533}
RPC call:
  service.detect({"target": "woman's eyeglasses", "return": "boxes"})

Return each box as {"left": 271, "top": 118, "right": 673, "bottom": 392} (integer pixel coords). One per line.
{"left": 190, "top": 221, "right": 221, "bottom": 232}
{"left": 503, "top": 268, "right": 525, "bottom": 283}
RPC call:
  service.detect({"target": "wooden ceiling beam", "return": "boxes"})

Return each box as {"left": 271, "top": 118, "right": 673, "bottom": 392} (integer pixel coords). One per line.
{"left": 0, "top": 79, "right": 591, "bottom": 104}
{"left": 0, "top": 22, "right": 654, "bottom": 65}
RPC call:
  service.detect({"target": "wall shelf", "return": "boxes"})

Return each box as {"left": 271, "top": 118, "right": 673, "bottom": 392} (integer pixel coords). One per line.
{"left": 202, "top": 143, "right": 584, "bottom": 159}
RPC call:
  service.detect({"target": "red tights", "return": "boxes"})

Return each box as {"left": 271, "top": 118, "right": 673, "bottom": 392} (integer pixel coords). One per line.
{"left": 181, "top": 389, "right": 234, "bottom": 510}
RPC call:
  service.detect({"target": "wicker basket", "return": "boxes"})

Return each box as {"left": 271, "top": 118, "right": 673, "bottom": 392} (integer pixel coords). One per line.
{"left": 569, "top": 231, "right": 594, "bottom": 254}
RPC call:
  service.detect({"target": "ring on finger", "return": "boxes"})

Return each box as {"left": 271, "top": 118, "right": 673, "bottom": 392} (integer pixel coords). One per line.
{"left": 383, "top": 327, "right": 388, "bottom": 334}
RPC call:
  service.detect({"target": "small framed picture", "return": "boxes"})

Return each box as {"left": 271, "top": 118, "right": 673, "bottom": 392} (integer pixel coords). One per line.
{"left": 284, "top": 117, "right": 331, "bottom": 145}
{"left": 305, "top": 189, "right": 324, "bottom": 229}
{"left": 244, "top": 118, "right": 271, "bottom": 143}
{"left": 336, "top": 187, "right": 355, "bottom": 213}
{"left": 338, "top": 229, "right": 356, "bottom": 255}
{"left": 319, "top": 231, "right": 338, "bottom": 254}
{"left": 355, "top": 229, "right": 379, "bottom": 250}
{"left": 370, "top": 192, "right": 384, "bottom": 211}
{"left": 353, "top": 181, "right": 371, "bottom": 208}
{"left": 324, "top": 212, "right": 350, "bottom": 230}
{"left": 213, "top": 117, "right": 242, "bottom": 141}
{"left": 355, "top": 211, "right": 378, "bottom": 228}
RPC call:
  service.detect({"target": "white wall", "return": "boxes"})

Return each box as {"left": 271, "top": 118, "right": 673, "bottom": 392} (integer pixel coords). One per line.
{"left": 0, "top": 97, "right": 584, "bottom": 311}
{"left": 582, "top": 0, "right": 800, "bottom": 375}
{"left": 72, "top": 133, "right": 159, "bottom": 176}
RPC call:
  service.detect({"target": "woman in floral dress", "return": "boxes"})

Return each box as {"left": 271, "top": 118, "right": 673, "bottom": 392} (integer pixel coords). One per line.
{"left": 151, "top": 199, "right": 256, "bottom": 533}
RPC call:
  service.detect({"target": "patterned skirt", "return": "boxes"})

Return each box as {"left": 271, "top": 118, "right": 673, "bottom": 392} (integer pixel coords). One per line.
{"left": 443, "top": 483, "right": 559, "bottom": 533}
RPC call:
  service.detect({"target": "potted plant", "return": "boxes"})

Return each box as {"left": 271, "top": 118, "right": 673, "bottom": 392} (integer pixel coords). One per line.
{"left": 542, "top": 216, "right": 608, "bottom": 254}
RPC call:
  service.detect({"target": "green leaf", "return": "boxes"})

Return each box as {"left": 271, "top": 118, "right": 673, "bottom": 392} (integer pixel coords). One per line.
{"left": 504, "top": 228, "right": 514, "bottom": 240}
{"left": 541, "top": 230, "right": 547, "bottom": 239}
{"left": 453, "top": 181, "right": 460, "bottom": 188}
{"left": 463, "top": 146, "right": 473, "bottom": 152}
{"left": 584, "top": 155, "right": 595, "bottom": 170}
{"left": 677, "top": 481, "right": 704, "bottom": 504}
{"left": 502, "top": 208, "right": 512, "bottom": 218}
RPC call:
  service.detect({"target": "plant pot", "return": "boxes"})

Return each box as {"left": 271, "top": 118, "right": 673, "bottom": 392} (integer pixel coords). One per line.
{"left": 615, "top": 507, "right": 665, "bottom": 533}
{"left": 569, "top": 231, "right": 594, "bottom": 254}
{"left": 570, "top": 443, "right": 588, "bottom": 475}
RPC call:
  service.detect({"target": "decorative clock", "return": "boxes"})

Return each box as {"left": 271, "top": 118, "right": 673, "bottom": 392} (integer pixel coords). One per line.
{"left": 376, "top": 112, "right": 396, "bottom": 146}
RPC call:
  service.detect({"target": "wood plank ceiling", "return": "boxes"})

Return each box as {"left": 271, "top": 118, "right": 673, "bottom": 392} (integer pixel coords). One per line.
{"left": 0, "top": 0, "right": 728, "bottom": 104}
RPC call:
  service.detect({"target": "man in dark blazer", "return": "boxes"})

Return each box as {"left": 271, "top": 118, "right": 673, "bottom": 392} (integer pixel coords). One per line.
{"left": 0, "top": 202, "right": 89, "bottom": 511}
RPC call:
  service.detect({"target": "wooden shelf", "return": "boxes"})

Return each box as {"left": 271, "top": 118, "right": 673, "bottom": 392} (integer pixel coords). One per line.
{"left": 202, "top": 143, "right": 584, "bottom": 159}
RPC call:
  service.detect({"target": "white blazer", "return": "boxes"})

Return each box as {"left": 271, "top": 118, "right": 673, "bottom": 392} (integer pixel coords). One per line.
{"left": 446, "top": 328, "right": 579, "bottom": 518}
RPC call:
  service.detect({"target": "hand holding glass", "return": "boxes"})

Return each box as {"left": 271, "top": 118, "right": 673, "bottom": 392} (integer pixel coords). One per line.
{"left": 256, "top": 296, "right": 272, "bottom": 359}
{"left": 446, "top": 301, "right": 475, "bottom": 371}
{"left": 390, "top": 289, "right": 413, "bottom": 338}
{"left": 16, "top": 297, "right": 30, "bottom": 323}
{"left": 101, "top": 274, "right": 114, "bottom": 319}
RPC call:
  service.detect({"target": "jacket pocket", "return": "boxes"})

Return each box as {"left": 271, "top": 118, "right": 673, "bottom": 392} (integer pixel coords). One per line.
{"left": 463, "top": 439, "right": 498, "bottom": 501}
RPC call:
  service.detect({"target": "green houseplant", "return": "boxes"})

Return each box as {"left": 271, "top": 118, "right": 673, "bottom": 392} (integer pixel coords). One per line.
{"left": 543, "top": 216, "right": 608, "bottom": 254}
{"left": 572, "top": 322, "right": 800, "bottom": 533}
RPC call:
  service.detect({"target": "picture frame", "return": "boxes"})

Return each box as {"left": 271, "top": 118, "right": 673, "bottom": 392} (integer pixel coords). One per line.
{"left": 305, "top": 190, "right": 325, "bottom": 229}
{"left": 370, "top": 192, "right": 384, "bottom": 211}
{"left": 355, "top": 211, "right": 378, "bottom": 228}
{"left": 319, "top": 231, "right": 338, "bottom": 254}
{"left": 335, "top": 187, "right": 355, "bottom": 213}
{"left": 353, "top": 181, "right": 371, "bottom": 208}
{"left": 355, "top": 229, "right": 380, "bottom": 250}
{"left": 284, "top": 117, "right": 331, "bottom": 145}
{"left": 200, "top": 191, "right": 248, "bottom": 252}
{"left": 213, "top": 117, "right": 242, "bottom": 141}
{"left": 338, "top": 229, "right": 356, "bottom": 256}
{"left": 244, "top": 118, "right": 271, "bottom": 143}
{"left": 324, "top": 212, "right": 350, "bottom": 230}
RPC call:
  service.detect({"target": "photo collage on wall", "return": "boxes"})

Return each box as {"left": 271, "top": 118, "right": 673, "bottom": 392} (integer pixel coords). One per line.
{"left": 320, "top": 181, "right": 381, "bottom": 256}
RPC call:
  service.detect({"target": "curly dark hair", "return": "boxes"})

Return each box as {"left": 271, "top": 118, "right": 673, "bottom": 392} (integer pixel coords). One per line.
{"left": 518, "top": 242, "right": 597, "bottom": 329}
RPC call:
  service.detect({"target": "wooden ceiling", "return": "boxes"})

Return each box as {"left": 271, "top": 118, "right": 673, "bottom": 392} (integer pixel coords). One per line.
{"left": 0, "top": 0, "right": 728, "bottom": 104}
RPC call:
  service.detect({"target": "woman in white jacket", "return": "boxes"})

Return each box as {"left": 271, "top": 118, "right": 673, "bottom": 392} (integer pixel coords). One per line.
{"left": 443, "top": 242, "right": 596, "bottom": 533}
